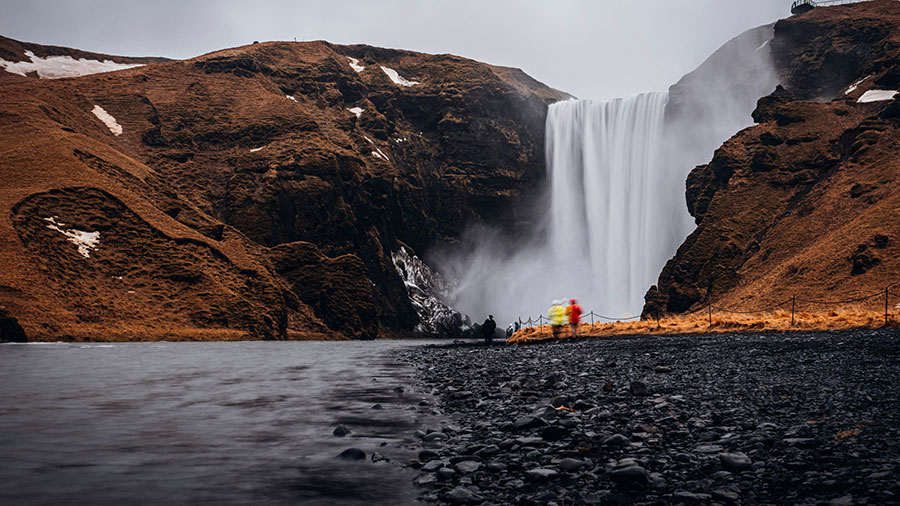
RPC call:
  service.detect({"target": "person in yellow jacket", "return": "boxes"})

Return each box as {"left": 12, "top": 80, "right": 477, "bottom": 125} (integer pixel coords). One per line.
{"left": 548, "top": 299, "right": 566, "bottom": 339}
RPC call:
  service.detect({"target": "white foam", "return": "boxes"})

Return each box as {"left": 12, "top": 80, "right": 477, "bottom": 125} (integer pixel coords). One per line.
{"left": 91, "top": 105, "right": 122, "bottom": 136}
{"left": 43, "top": 216, "right": 100, "bottom": 258}
{"left": 286, "top": 95, "right": 297, "bottom": 102}
{"left": 0, "top": 50, "right": 143, "bottom": 79}
{"left": 380, "top": 66, "right": 419, "bottom": 87}
{"left": 347, "top": 57, "right": 365, "bottom": 73}
{"left": 858, "top": 90, "right": 898, "bottom": 103}
{"left": 347, "top": 107, "right": 364, "bottom": 118}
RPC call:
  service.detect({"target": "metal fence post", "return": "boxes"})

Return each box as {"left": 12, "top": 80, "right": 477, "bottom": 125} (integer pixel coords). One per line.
{"left": 590, "top": 311, "right": 594, "bottom": 326}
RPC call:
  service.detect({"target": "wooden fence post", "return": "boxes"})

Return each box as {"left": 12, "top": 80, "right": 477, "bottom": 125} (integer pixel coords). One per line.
{"left": 708, "top": 303, "right": 712, "bottom": 326}
{"left": 791, "top": 295, "right": 796, "bottom": 326}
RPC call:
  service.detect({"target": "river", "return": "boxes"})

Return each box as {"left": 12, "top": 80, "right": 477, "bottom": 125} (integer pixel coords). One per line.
{"left": 0, "top": 340, "right": 433, "bottom": 505}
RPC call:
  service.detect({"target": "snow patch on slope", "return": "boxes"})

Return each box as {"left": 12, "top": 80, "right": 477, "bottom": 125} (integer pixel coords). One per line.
{"left": 392, "top": 247, "right": 463, "bottom": 334}
{"left": 44, "top": 217, "right": 100, "bottom": 258}
{"left": 347, "top": 107, "right": 364, "bottom": 118}
{"left": 381, "top": 66, "right": 419, "bottom": 87}
{"left": 1, "top": 50, "right": 143, "bottom": 79}
{"left": 845, "top": 75, "right": 871, "bottom": 95}
{"left": 364, "top": 136, "right": 390, "bottom": 161}
{"left": 347, "top": 57, "right": 365, "bottom": 73}
{"left": 858, "top": 90, "right": 898, "bottom": 103}
{"left": 91, "top": 105, "right": 122, "bottom": 136}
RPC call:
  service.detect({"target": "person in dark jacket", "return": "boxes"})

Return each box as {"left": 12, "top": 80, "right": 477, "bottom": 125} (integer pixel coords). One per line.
{"left": 482, "top": 315, "right": 497, "bottom": 346}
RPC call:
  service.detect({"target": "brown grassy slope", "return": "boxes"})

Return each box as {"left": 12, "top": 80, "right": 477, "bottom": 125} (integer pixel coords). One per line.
{"left": 645, "top": 0, "right": 900, "bottom": 316}
{"left": 0, "top": 38, "right": 567, "bottom": 341}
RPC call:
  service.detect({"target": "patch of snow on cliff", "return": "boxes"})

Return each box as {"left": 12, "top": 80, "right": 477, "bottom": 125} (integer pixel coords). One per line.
{"left": 858, "top": 90, "right": 898, "bottom": 103}
{"left": 381, "top": 66, "right": 419, "bottom": 87}
{"left": 348, "top": 107, "right": 364, "bottom": 118}
{"left": 250, "top": 146, "right": 265, "bottom": 153}
{"left": 286, "top": 95, "right": 297, "bottom": 102}
{"left": 755, "top": 39, "right": 771, "bottom": 52}
{"left": 0, "top": 50, "right": 143, "bottom": 79}
{"left": 845, "top": 75, "right": 871, "bottom": 95}
{"left": 43, "top": 217, "right": 100, "bottom": 258}
{"left": 91, "top": 105, "right": 123, "bottom": 136}
{"left": 392, "top": 247, "right": 463, "bottom": 334}
{"left": 363, "top": 136, "right": 390, "bottom": 161}
{"left": 347, "top": 57, "right": 365, "bottom": 73}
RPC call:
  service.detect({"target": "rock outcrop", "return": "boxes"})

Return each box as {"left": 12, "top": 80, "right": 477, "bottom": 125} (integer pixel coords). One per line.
{"left": 0, "top": 38, "right": 567, "bottom": 340}
{"left": 645, "top": 0, "right": 900, "bottom": 315}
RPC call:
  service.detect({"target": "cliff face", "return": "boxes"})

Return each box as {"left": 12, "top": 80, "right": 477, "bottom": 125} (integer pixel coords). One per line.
{"left": 645, "top": 0, "right": 900, "bottom": 315}
{"left": 0, "top": 38, "right": 567, "bottom": 340}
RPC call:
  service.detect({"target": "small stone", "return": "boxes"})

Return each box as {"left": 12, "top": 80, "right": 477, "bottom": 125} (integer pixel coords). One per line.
{"left": 415, "top": 473, "right": 437, "bottom": 486}
{"left": 336, "top": 448, "right": 365, "bottom": 461}
{"left": 437, "top": 467, "right": 457, "bottom": 481}
{"left": 444, "top": 487, "right": 481, "bottom": 503}
{"left": 558, "top": 458, "right": 583, "bottom": 472}
{"left": 610, "top": 465, "right": 648, "bottom": 488}
{"left": 712, "top": 488, "right": 740, "bottom": 504}
{"left": 673, "top": 491, "right": 712, "bottom": 502}
{"left": 455, "top": 460, "right": 482, "bottom": 474}
{"left": 371, "top": 452, "right": 388, "bottom": 463}
{"left": 371, "top": 403, "right": 383, "bottom": 410}
{"left": 332, "top": 425, "right": 351, "bottom": 437}
{"left": 422, "top": 460, "right": 443, "bottom": 472}
{"left": 525, "top": 467, "right": 559, "bottom": 480}
{"left": 541, "top": 425, "right": 569, "bottom": 441}
{"left": 603, "top": 433, "right": 630, "bottom": 449}
{"left": 423, "top": 432, "right": 448, "bottom": 442}
{"left": 654, "top": 366, "right": 672, "bottom": 373}
{"left": 419, "top": 449, "right": 440, "bottom": 462}
{"left": 719, "top": 452, "right": 753, "bottom": 472}
{"left": 486, "top": 461, "right": 507, "bottom": 473}
{"left": 629, "top": 381, "right": 649, "bottom": 396}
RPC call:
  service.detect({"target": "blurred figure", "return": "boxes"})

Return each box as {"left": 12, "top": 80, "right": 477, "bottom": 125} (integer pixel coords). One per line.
{"left": 481, "top": 315, "right": 496, "bottom": 346}
{"left": 506, "top": 323, "right": 514, "bottom": 340}
{"left": 566, "top": 298, "right": 583, "bottom": 338}
{"left": 549, "top": 299, "right": 566, "bottom": 339}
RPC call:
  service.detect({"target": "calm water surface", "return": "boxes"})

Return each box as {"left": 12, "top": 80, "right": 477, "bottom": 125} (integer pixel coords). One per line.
{"left": 0, "top": 340, "right": 434, "bottom": 505}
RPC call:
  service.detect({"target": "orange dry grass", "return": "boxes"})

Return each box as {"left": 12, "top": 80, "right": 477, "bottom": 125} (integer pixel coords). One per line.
{"left": 507, "top": 306, "right": 897, "bottom": 344}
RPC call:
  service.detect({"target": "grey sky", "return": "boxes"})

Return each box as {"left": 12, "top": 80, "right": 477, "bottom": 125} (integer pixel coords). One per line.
{"left": 2, "top": 0, "right": 791, "bottom": 99}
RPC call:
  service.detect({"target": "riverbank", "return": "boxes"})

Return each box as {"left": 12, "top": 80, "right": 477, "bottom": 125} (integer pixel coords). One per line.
{"left": 398, "top": 329, "right": 900, "bottom": 505}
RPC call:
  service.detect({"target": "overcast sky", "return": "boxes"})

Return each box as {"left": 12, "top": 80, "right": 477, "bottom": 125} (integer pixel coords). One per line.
{"left": 2, "top": 0, "right": 791, "bottom": 99}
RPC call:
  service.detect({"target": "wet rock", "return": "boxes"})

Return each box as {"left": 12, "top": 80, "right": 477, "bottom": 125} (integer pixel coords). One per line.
{"left": 525, "top": 468, "right": 559, "bottom": 480}
{"left": 610, "top": 465, "right": 648, "bottom": 488}
{"left": 654, "top": 366, "right": 672, "bottom": 373}
{"left": 444, "top": 486, "right": 482, "bottom": 504}
{"left": 332, "top": 425, "right": 351, "bottom": 437}
{"left": 371, "top": 403, "right": 383, "bottom": 410}
{"left": 414, "top": 473, "right": 437, "bottom": 486}
{"left": 629, "top": 381, "right": 649, "bottom": 396}
{"left": 371, "top": 452, "right": 388, "bottom": 463}
{"left": 422, "top": 459, "right": 443, "bottom": 472}
{"left": 419, "top": 449, "right": 440, "bottom": 462}
{"left": 673, "top": 491, "right": 712, "bottom": 502}
{"left": 603, "top": 433, "right": 630, "bottom": 449}
{"left": 336, "top": 448, "right": 365, "bottom": 461}
{"left": 540, "top": 425, "right": 569, "bottom": 442}
{"left": 558, "top": 458, "right": 583, "bottom": 472}
{"left": 454, "top": 460, "right": 482, "bottom": 474}
{"left": 719, "top": 452, "right": 752, "bottom": 472}
{"left": 712, "top": 488, "right": 740, "bottom": 504}
{"left": 437, "top": 467, "right": 457, "bottom": 481}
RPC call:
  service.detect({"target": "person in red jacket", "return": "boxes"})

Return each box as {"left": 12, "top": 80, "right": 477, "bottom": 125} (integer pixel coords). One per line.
{"left": 565, "top": 298, "right": 582, "bottom": 338}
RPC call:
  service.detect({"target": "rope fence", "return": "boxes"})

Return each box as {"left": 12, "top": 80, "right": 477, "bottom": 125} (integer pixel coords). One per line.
{"left": 512, "top": 285, "right": 899, "bottom": 336}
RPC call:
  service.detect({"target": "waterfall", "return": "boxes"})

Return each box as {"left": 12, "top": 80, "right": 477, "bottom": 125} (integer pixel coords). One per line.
{"left": 545, "top": 93, "right": 686, "bottom": 316}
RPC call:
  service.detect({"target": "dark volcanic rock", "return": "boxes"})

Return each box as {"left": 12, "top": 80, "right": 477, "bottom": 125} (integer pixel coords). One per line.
{"left": 0, "top": 308, "right": 27, "bottom": 342}
{"left": 400, "top": 330, "right": 900, "bottom": 505}
{"left": 336, "top": 448, "right": 366, "bottom": 461}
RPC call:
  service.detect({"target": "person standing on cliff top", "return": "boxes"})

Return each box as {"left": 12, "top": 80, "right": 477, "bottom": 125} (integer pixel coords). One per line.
{"left": 565, "top": 298, "right": 583, "bottom": 338}
{"left": 481, "top": 315, "right": 496, "bottom": 346}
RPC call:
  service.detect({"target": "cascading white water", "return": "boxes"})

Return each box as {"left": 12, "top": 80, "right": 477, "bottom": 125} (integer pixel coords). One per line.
{"left": 546, "top": 93, "right": 687, "bottom": 316}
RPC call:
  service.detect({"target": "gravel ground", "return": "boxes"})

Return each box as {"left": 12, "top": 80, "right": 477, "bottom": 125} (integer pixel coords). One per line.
{"left": 397, "top": 330, "right": 900, "bottom": 505}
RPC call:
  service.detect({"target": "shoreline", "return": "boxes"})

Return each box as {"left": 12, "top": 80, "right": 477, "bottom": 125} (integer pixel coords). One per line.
{"left": 397, "top": 329, "right": 900, "bottom": 505}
